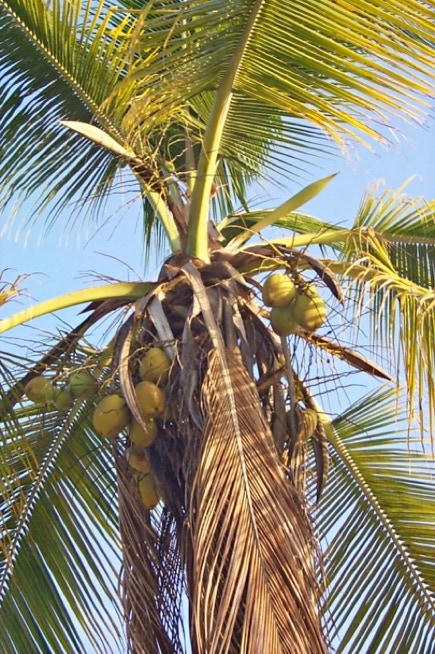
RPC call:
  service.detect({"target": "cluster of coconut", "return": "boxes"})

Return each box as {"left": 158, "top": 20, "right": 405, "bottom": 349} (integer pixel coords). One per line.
{"left": 93, "top": 347, "right": 171, "bottom": 510}
{"left": 24, "top": 347, "right": 172, "bottom": 510}
{"left": 24, "top": 370, "right": 99, "bottom": 409}
{"left": 262, "top": 273, "right": 327, "bottom": 336}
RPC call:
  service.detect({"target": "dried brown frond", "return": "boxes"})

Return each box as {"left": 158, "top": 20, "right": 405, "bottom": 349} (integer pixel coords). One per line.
{"left": 188, "top": 348, "right": 326, "bottom": 653}
{"left": 306, "top": 332, "right": 393, "bottom": 381}
{"left": 115, "top": 445, "right": 185, "bottom": 654}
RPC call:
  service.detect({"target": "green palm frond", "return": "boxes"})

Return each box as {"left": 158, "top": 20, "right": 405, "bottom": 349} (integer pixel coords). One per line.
{"left": 343, "top": 261, "right": 433, "bottom": 439}
{"left": 0, "top": 355, "right": 124, "bottom": 652}
{"left": 2, "top": 0, "right": 435, "bottom": 243}
{"left": 0, "top": 0, "right": 129, "bottom": 226}
{"left": 0, "top": 280, "right": 154, "bottom": 336}
{"left": 219, "top": 210, "right": 343, "bottom": 248}
{"left": 113, "top": 0, "right": 435, "bottom": 252}
{"left": 314, "top": 387, "right": 435, "bottom": 652}
{"left": 235, "top": 180, "right": 435, "bottom": 274}
{"left": 116, "top": 0, "right": 435, "bottom": 152}
{"left": 232, "top": 182, "right": 435, "bottom": 437}
{"left": 351, "top": 181, "right": 435, "bottom": 289}
{"left": 335, "top": 197, "right": 435, "bottom": 436}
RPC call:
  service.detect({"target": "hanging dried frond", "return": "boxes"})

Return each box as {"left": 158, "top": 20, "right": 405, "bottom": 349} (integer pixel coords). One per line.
{"left": 188, "top": 348, "right": 326, "bottom": 654}
{"left": 306, "top": 332, "right": 393, "bottom": 381}
{"left": 115, "top": 445, "right": 185, "bottom": 654}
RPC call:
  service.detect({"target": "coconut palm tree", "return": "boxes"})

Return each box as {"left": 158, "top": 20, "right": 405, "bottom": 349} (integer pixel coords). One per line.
{"left": 0, "top": 0, "right": 434, "bottom": 652}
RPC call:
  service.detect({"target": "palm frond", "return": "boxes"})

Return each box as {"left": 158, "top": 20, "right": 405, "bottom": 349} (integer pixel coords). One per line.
{"left": 314, "top": 387, "right": 435, "bottom": 652}
{"left": 0, "top": 392, "right": 124, "bottom": 652}
{"left": 351, "top": 181, "right": 435, "bottom": 289}
{"left": 0, "top": 323, "right": 130, "bottom": 653}
{"left": 227, "top": 180, "right": 435, "bottom": 276}
{"left": 0, "top": 0, "right": 130, "bottom": 226}
{"left": 228, "top": 174, "right": 338, "bottom": 251}
{"left": 332, "top": 203, "right": 435, "bottom": 439}
{"left": 244, "top": 182, "right": 435, "bottom": 440}
{"left": 115, "top": 0, "right": 435, "bottom": 174}
{"left": 219, "top": 210, "right": 344, "bottom": 249}
{"left": 191, "top": 347, "right": 326, "bottom": 653}
{"left": 114, "top": 453, "right": 185, "bottom": 654}
{"left": 4, "top": 1, "right": 435, "bottom": 241}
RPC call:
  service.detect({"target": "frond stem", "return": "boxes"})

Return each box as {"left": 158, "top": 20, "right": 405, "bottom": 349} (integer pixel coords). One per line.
{"left": 145, "top": 187, "right": 181, "bottom": 252}
{"left": 186, "top": 0, "right": 265, "bottom": 261}
{"left": 0, "top": 282, "right": 155, "bottom": 334}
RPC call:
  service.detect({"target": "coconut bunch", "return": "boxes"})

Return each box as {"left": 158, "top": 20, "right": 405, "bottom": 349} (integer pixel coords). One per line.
{"left": 24, "top": 369, "right": 98, "bottom": 409}
{"left": 263, "top": 272, "right": 327, "bottom": 336}
{"left": 93, "top": 346, "right": 171, "bottom": 509}
{"left": 23, "top": 348, "right": 172, "bottom": 510}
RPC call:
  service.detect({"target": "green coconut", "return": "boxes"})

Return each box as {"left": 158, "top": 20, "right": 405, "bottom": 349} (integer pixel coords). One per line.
{"left": 93, "top": 394, "right": 130, "bottom": 439}
{"left": 270, "top": 304, "right": 299, "bottom": 336}
{"left": 262, "top": 273, "right": 296, "bottom": 308}
{"left": 135, "top": 380, "right": 166, "bottom": 418}
{"left": 137, "top": 473, "right": 161, "bottom": 510}
{"left": 24, "top": 376, "right": 55, "bottom": 405}
{"left": 69, "top": 370, "right": 99, "bottom": 399}
{"left": 291, "top": 293, "right": 327, "bottom": 331}
{"left": 129, "top": 417, "right": 157, "bottom": 448}
{"left": 288, "top": 407, "right": 318, "bottom": 442}
{"left": 53, "top": 387, "right": 75, "bottom": 410}
{"left": 126, "top": 446, "right": 151, "bottom": 473}
{"left": 139, "top": 347, "right": 171, "bottom": 385}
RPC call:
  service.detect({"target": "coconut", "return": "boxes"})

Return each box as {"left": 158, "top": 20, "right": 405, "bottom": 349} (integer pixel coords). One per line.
{"left": 270, "top": 304, "right": 299, "bottom": 336}
{"left": 262, "top": 273, "right": 296, "bottom": 308}
{"left": 139, "top": 347, "right": 171, "bottom": 385}
{"left": 304, "top": 284, "right": 320, "bottom": 298}
{"left": 69, "top": 370, "right": 99, "bottom": 399}
{"left": 53, "top": 387, "right": 75, "bottom": 410}
{"left": 291, "top": 293, "right": 327, "bottom": 331}
{"left": 129, "top": 417, "right": 157, "bottom": 448}
{"left": 137, "top": 474, "right": 161, "bottom": 510}
{"left": 135, "top": 380, "right": 166, "bottom": 418}
{"left": 288, "top": 407, "right": 318, "bottom": 441}
{"left": 126, "top": 446, "right": 150, "bottom": 473}
{"left": 93, "top": 394, "right": 130, "bottom": 438}
{"left": 24, "top": 376, "right": 54, "bottom": 405}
